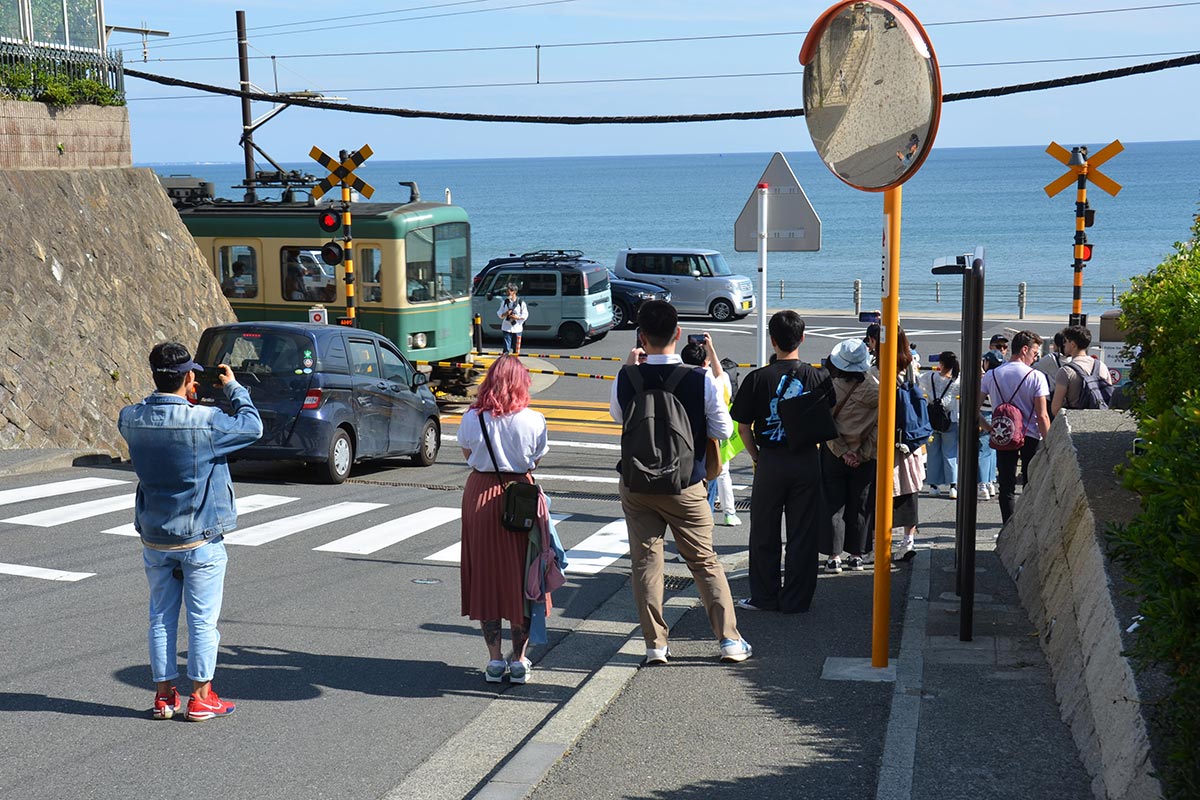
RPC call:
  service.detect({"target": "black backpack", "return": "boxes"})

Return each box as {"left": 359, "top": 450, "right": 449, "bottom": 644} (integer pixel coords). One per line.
{"left": 619, "top": 365, "right": 696, "bottom": 494}
{"left": 927, "top": 376, "right": 953, "bottom": 433}
{"left": 1065, "top": 359, "right": 1114, "bottom": 410}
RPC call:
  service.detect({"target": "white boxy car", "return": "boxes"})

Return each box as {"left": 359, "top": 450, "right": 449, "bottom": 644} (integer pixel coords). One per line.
{"left": 613, "top": 248, "right": 756, "bottom": 322}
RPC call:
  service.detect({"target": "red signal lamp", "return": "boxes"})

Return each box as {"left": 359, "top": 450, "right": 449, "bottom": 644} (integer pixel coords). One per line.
{"left": 318, "top": 209, "right": 341, "bottom": 233}
{"left": 321, "top": 241, "right": 344, "bottom": 266}
{"left": 1080, "top": 243, "right": 1094, "bottom": 261}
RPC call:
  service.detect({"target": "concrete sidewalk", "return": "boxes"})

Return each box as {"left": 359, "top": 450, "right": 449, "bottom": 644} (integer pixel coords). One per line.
{"left": 517, "top": 488, "right": 1093, "bottom": 800}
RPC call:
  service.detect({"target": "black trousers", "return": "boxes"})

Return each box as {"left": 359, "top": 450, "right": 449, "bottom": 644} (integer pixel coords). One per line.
{"left": 820, "top": 447, "right": 876, "bottom": 557}
{"left": 748, "top": 446, "right": 829, "bottom": 613}
{"left": 996, "top": 437, "right": 1040, "bottom": 523}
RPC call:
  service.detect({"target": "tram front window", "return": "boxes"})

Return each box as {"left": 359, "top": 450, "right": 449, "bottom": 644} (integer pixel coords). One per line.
{"left": 218, "top": 245, "right": 258, "bottom": 299}
{"left": 406, "top": 222, "right": 470, "bottom": 303}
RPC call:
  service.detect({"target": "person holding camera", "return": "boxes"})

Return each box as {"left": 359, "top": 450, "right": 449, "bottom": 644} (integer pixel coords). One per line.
{"left": 118, "top": 343, "right": 262, "bottom": 721}
{"left": 497, "top": 283, "right": 528, "bottom": 355}
{"left": 681, "top": 332, "right": 741, "bottom": 526}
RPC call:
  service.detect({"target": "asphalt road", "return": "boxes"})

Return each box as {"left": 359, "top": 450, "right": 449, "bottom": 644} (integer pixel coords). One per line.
{"left": 0, "top": 308, "right": 1070, "bottom": 799}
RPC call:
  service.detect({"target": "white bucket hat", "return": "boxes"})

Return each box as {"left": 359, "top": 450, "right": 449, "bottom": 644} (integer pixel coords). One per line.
{"left": 829, "top": 338, "right": 871, "bottom": 373}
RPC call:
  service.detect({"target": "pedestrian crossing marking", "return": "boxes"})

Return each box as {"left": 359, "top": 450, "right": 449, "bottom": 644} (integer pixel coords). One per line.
{"left": 101, "top": 494, "right": 299, "bottom": 537}
{"left": 3, "top": 493, "right": 136, "bottom": 527}
{"left": 315, "top": 506, "right": 461, "bottom": 555}
{"left": 0, "top": 477, "right": 128, "bottom": 507}
{"left": 803, "top": 325, "right": 951, "bottom": 341}
{"left": 0, "top": 561, "right": 95, "bottom": 582}
{"left": 563, "top": 520, "right": 629, "bottom": 575}
{"left": 224, "top": 502, "right": 386, "bottom": 547}
{"left": 424, "top": 513, "right": 574, "bottom": 564}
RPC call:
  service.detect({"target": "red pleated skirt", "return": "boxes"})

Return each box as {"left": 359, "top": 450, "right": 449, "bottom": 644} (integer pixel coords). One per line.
{"left": 461, "top": 469, "right": 531, "bottom": 622}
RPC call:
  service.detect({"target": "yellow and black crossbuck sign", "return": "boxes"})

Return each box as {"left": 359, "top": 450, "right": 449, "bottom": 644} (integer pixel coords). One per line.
{"left": 1044, "top": 139, "right": 1124, "bottom": 197}
{"left": 309, "top": 145, "right": 376, "bottom": 200}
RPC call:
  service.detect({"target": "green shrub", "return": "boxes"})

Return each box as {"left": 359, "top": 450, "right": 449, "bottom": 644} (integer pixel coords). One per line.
{"left": 0, "top": 60, "right": 124, "bottom": 107}
{"left": 1111, "top": 213, "right": 1200, "bottom": 798}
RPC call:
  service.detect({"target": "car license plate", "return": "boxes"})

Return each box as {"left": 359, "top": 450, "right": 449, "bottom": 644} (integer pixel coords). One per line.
{"left": 741, "top": 300, "right": 752, "bottom": 310}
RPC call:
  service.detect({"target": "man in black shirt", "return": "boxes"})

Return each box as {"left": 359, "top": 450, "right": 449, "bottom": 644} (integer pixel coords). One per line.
{"left": 731, "top": 311, "right": 833, "bottom": 613}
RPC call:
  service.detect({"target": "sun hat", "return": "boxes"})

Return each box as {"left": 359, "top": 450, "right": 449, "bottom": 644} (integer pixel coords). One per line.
{"left": 982, "top": 350, "right": 1005, "bottom": 369}
{"left": 830, "top": 339, "right": 871, "bottom": 373}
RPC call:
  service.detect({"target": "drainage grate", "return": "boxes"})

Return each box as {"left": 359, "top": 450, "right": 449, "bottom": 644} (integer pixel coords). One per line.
{"left": 663, "top": 575, "right": 694, "bottom": 591}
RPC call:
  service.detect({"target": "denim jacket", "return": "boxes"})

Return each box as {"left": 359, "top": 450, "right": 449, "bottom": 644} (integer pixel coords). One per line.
{"left": 118, "top": 382, "right": 263, "bottom": 547}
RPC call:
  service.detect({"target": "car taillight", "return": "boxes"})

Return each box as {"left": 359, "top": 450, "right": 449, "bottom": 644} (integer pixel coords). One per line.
{"left": 302, "top": 389, "right": 322, "bottom": 410}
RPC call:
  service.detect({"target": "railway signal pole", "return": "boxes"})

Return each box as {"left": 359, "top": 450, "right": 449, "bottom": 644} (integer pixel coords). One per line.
{"left": 310, "top": 145, "right": 375, "bottom": 327}
{"left": 1044, "top": 140, "right": 1123, "bottom": 327}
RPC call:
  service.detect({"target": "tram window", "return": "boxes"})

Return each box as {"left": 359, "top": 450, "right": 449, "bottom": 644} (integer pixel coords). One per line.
{"left": 360, "top": 246, "right": 383, "bottom": 303}
{"left": 406, "top": 222, "right": 471, "bottom": 303}
{"left": 281, "top": 247, "right": 336, "bottom": 303}
{"left": 218, "top": 245, "right": 258, "bottom": 299}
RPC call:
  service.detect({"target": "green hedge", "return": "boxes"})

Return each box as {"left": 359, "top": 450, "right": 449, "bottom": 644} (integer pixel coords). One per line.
{"left": 1112, "top": 213, "right": 1200, "bottom": 799}
{"left": 0, "top": 63, "right": 123, "bottom": 107}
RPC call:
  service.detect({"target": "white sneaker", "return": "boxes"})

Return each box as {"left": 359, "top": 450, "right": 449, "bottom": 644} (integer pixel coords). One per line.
{"left": 722, "top": 513, "right": 742, "bottom": 526}
{"left": 927, "top": 485, "right": 940, "bottom": 497}
{"left": 977, "top": 483, "right": 991, "bottom": 501}
{"left": 948, "top": 485, "right": 958, "bottom": 499}
{"left": 643, "top": 646, "right": 669, "bottom": 666}
{"left": 719, "top": 638, "right": 753, "bottom": 663}
{"left": 509, "top": 657, "right": 533, "bottom": 684}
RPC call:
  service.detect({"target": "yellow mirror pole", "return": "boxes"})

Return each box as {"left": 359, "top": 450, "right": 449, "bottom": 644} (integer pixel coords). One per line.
{"left": 872, "top": 185, "right": 903, "bottom": 668}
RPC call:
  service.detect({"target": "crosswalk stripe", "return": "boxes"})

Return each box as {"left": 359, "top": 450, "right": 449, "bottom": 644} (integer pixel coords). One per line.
{"left": 423, "top": 513, "right": 573, "bottom": 564}
{"left": 224, "top": 502, "right": 386, "bottom": 547}
{"left": 0, "top": 477, "right": 128, "bottom": 507}
{"left": 315, "top": 507, "right": 461, "bottom": 555}
{"left": 3, "top": 493, "right": 136, "bottom": 527}
{"left": 0, "top": 562, "right": 95, "bottom": 582}
{"left": 563, "top": 520, "right": 629, "bottom": 575}
{"left": 101, "top": 494, "right": 299, "bottom": 537}
{"left": 535, "top": 473, "right": 619, "bottom": 484}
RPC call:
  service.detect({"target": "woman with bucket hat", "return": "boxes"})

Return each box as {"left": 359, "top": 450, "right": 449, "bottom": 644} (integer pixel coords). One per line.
{"left": 820, "top": 339, "right": 880, "bottom": 573}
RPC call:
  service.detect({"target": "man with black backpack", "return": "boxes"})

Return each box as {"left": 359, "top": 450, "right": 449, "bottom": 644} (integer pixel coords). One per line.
{"left": 609, "top": 301, "right": 751, "bottom": 666}
{"left": 1050, "top": 325, "right": 1114, "bottom": 415}
{"left": 979, "top": 330, "right": 1052, "bottom": 524}
{"left": 730, "top": 311, "right": 834, "bottom": 614}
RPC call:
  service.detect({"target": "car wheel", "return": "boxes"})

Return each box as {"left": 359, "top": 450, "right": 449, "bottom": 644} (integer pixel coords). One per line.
{"left": 322, "top": 428, "right": 354, "bottom": 484}
{"left": 710, "top": 298, "right": 735, "bottom": 322}
{"left": 412, "top": 418, "right": 440, "bottom": 466}
{"left": 611, "top": 300, "right": 632, "bottom": 329}
{"left": 559, "top": 322, "right": 586, "bottom": 349}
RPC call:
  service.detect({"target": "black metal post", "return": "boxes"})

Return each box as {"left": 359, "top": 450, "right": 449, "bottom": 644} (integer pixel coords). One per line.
{"left": 236, "top": 11, "right": 256, "bottom": 203}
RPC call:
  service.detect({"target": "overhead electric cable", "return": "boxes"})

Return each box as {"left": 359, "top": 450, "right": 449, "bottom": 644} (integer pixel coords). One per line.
{"left": 123, "top": 51, "right": 1200, "bottom": 123}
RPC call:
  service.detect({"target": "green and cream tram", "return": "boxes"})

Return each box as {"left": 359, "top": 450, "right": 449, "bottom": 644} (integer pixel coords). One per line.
{"left": 174, "top": 197, "right": 476, "bottom": 391}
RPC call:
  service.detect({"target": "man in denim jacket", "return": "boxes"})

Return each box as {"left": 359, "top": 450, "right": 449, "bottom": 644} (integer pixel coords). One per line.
{"left": 118, "top": 342, "right": 262, "bottom": 721}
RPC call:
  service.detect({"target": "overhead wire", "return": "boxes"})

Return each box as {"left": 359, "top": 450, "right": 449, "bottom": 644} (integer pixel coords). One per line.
{"left": 123, "top": 51, "right": 1200, "bottom": 123}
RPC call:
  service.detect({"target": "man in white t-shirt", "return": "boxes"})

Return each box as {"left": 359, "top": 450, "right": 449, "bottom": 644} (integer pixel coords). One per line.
{"left": 1051, "top": 324, "right": 1113, "bottom": 415}
{"left": 979, "top": 330, "right": 1051, "bottom": 523}
{"left": 497, "top": 284, "right": 528, "bottom": 355}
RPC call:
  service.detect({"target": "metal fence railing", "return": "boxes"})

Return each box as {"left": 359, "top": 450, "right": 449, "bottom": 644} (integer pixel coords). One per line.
{"left": 0, "top": 40, "right": 124, "bottom": 103}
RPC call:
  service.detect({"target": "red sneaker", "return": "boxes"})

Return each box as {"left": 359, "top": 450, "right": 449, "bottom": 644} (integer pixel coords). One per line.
{"left": 152, "top": 687, "right": 181, "bottom": 720}
{"left": 186, "top": 690, "right": 236, "bottom": 722}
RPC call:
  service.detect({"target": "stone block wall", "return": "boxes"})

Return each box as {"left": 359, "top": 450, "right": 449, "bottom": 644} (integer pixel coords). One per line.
{"left": 0, "top": 167, "right": 236, "bottom": 457}
{"left": 996, "top": 412, "right": 1161, "bottom": 800}
{"left": 0, "top": 99, "right": 131, "bottom": 170}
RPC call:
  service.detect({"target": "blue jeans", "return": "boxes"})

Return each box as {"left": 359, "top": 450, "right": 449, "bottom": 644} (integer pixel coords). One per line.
{"left": 502, "top": 331, "right": 522, "bottom": 354}
{"left": 978, "top": 411, "right": 996, "bottom": 484}
{"left": 143, "top": 539, "right": 228, "bottom": 683}
{"left": 926, "top": 425, "right": 959, "bottom": 487}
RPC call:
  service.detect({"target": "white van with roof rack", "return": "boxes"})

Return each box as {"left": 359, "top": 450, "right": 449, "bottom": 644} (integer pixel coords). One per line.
{"left": 613, "top": 248, "right": 755, "bottom": 322}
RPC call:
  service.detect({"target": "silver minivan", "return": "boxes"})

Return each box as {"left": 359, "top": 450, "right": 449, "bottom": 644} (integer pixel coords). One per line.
{"left": 613, "top": 248, "right": 756, "bottom": 321}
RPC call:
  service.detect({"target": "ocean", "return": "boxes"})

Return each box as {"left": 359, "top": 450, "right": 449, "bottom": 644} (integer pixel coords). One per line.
{"left": 148, "top": 140, "right": 1200, "bottom": 317}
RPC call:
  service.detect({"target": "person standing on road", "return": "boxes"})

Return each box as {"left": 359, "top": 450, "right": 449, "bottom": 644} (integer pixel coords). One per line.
{"left": 892, "top": 328, "right": 926, "bottom": 562}
{"left": 680, "top": 334, "right": 741, "bottom": 527}
{"left": 609, "top": 300, "right": 751, "bottom": 665}
{"left": 920, "top": 351, "right": 961, "bottom": 498}
{"left": 497, "top": 283, "right": 528, "bottom": 356}
{"left": 1033, "top": 331, "right": 1066, "bottom": 399}
{"left": 820, "top": 338, "right": 879, "bottom": 573}
{"left": 457, "top": 356, "right": 550, "bottom": 684}
{"left": 118, "top": 342, "right": 262, "bottom": 721}
{"left": 731, "top": 310, "right": 834, "bottom": 611}
{"left": 980, "top": 330, "right": 1051, "bottom": 523}
{"left": 1050, "top": 324, "right": 1113, "bottom": 415}
{"left": 977, "top": 350, "right": 1003, "bottom": 501}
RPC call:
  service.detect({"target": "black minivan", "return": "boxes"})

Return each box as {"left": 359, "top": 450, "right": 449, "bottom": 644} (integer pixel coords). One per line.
{"left": 194, "top": 322, "right": 440, "bottom": 483}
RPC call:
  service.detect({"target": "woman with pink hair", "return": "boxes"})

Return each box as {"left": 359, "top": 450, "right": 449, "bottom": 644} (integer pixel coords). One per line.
{"left": 456, "top": 355, "right": 549, "bottom": 684}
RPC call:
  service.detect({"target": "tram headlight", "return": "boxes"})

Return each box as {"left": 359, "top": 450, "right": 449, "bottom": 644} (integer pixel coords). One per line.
{"left": 413, "top": 332, "right": 428, "bottom": 349}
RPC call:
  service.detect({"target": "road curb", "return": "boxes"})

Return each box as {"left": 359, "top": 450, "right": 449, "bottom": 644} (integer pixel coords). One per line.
{"left": 0, "top": 449, "right": 114, "bottom": 479}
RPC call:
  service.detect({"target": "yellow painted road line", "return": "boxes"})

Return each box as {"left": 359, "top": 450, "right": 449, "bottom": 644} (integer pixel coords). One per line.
{"left": 529, "top": 399, "right": 612, "bottom": 410}
{"left": 443, "top": 414, "right": 619, "bottom": 437}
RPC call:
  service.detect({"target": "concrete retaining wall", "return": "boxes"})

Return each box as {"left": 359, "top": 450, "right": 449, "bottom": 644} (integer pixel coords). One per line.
{"left": 996, "top": 411, "right": 1161, "bottom": 800}
{"left": 0, "top": 99, "right": 131, "bottom": 170}
{"left": 0, "top": 167, "right": 236, "bottom": 457}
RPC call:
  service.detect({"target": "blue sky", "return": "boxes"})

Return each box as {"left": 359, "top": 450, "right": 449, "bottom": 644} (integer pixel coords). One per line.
{"left": 104, "top": 0, "right": 1200, "bottom": 164}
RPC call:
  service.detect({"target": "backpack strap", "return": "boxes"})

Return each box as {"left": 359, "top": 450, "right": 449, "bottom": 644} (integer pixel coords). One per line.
{"left": 1000, "top": 368, "right": 1033, "bottom": 406}
{"left": 621, "top": 364, "right": 645, "bottom": 395}
{"left": 663, "top": 364, "right": 694, "bottom": 394}
{"left": 932, "top": 374, "right": 951, "bottom": 403}
{"left": 477, "top": 411, "right": 506, "bottom": 489}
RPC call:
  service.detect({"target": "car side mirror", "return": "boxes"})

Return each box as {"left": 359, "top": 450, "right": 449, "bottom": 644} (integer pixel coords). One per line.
{"left": 411, "top": 371, "right": 429, "bottom": 390}
{"left": 691, "top": 270, "right": 702, "bottom": 278}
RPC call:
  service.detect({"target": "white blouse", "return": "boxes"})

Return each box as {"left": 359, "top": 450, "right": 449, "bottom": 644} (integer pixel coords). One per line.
{"left": 458, "top": 407, "right": 549, "bottom": 473}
